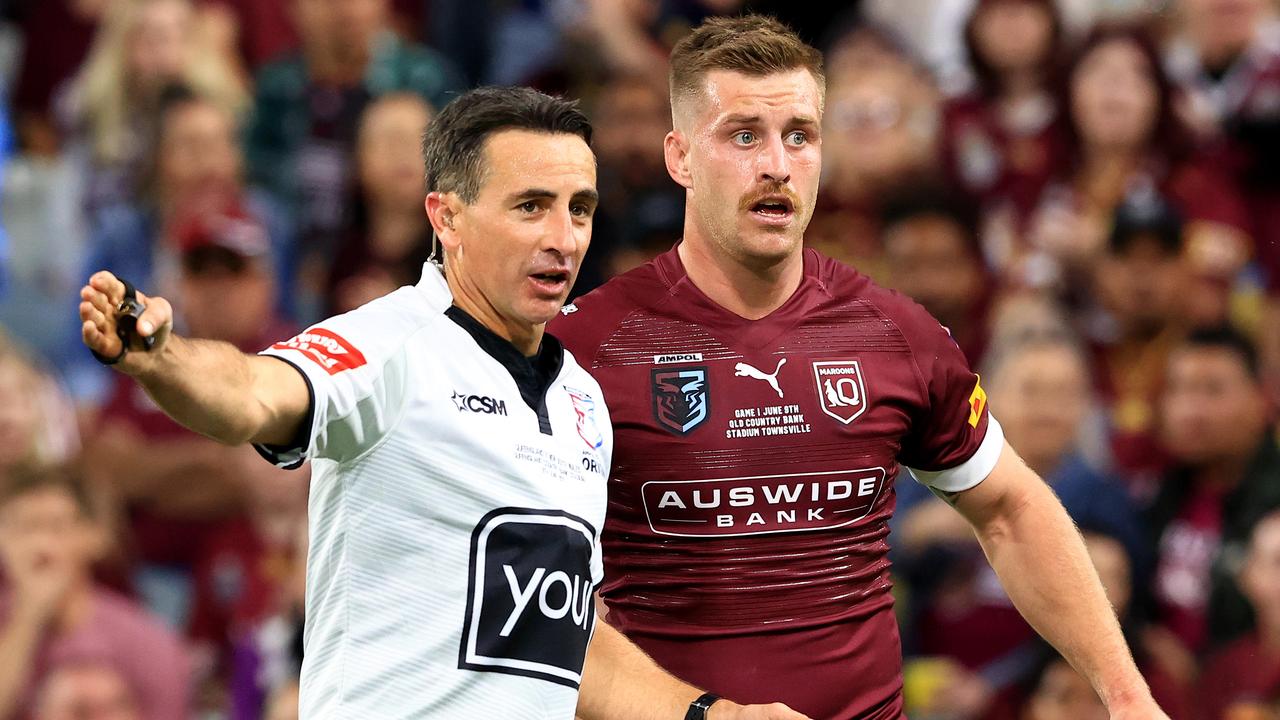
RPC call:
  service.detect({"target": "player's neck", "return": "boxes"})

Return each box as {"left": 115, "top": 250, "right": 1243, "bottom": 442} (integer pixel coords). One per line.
{"left": 677, "top": 237, "right": 804, "bottom": 321}
{"left": 445, "top": 273, "right": 543, "bottom": 356}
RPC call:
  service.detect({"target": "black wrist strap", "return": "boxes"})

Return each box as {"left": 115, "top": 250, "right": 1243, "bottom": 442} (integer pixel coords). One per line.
{"left": 684, "top": 693, "right": 721, "bottom": 720}
{"left": 90, "top": 278, "right": 149, "bottom": 366}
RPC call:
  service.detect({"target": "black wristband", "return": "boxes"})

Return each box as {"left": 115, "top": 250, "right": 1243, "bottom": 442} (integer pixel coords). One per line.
{"left": 684, "top": 693, "right": 721, "bottom": 720}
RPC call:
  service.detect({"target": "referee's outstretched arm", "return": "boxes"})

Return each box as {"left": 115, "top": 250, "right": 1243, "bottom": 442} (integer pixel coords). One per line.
{"left": 79, "top": 270, "right": 309, "bottom": 447}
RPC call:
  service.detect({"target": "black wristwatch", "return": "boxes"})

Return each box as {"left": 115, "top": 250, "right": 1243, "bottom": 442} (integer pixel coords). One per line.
{"left": 684, "top": 693, "right": 721, "bottom": 720}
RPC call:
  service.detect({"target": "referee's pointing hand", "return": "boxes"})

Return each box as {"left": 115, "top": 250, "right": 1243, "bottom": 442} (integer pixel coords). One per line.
{"left": 79, "top": 270, "right": 173, "bottom": 374}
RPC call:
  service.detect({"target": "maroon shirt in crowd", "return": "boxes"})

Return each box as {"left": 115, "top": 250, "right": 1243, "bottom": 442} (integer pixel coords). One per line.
{"left": 1167, "top": 24, "right": 1280, "bottom": 298}
{"left": 550, "top": 246, "right": 999, "bottom": 720}
{"left": 940, "top": 93, "right": 1066, "bottom": 222}
{"left": 12, "top": 1, "right": 97, "bottom": 121}
{"left": 0, "top": 589, "right": 191, "bottom": 720}
{"left": 1198, "top": 634, "right": 1280, "bottom": 720}
{"left": 188, "top": 518, "right": 294, "bottom": 658}
{"left": 1154, "top": 483, "right": 1227, "bottom": 653}
{"left": 98, "top": 323, "right": 295, "bottom": 568}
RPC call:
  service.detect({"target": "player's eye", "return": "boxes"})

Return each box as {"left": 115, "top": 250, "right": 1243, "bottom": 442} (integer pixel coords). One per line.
{"left": 786, "top": 130, "right": 807, "bottom": 145}
{"left": 518, "top": 201, "right": 540, "bottom": 213}
{"left": 570, "top": 203, "right": 592, "bottom": 218}
{"left": 732, "top": 130, "right": 756, "bottom": 146}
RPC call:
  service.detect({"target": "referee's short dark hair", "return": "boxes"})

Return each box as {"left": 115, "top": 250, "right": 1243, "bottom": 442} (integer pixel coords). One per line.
{"left": 421, "top": 86, "right": 593, "bottom": 203}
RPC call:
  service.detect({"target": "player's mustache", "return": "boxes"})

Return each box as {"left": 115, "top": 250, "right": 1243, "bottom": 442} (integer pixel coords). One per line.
{"left": 738, "top": 184, "right": 801, "bottom": 212}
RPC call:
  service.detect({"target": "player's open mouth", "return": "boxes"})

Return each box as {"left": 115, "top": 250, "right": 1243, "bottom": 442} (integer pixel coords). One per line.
{"left": 749, "top": 196, "right": 795, "bottom": 224}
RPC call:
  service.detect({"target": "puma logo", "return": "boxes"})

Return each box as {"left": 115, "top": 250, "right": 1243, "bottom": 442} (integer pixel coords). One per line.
{"left": 734, "top": 358, "right": 787, "bottom": 398}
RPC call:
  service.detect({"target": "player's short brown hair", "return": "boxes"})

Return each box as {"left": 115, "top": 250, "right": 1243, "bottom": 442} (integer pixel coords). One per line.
{"left": 669, "top": 15, "right": 825, "bottom": 114}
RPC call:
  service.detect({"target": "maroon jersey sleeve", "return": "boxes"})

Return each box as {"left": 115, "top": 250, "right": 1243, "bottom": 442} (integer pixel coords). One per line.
{"left": 888, "top": 293, "right": 1004, "bottom": 491}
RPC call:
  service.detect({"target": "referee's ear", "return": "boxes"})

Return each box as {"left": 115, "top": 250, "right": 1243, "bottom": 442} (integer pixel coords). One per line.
{"left": 426, "top": 191, "right": 463, "bottom": 253}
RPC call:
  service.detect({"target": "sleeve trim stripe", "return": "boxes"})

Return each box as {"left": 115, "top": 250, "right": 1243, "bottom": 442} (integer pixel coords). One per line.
{"left": 251, "top": 354, "right": 318, "bottom": 469}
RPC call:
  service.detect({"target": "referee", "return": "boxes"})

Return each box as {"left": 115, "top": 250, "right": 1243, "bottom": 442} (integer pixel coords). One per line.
{"left": 78, "top": 87, "right": 806, "bottom": 720}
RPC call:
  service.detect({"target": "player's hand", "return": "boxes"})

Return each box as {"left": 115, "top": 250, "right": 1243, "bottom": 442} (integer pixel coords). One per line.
{"left": 79, "top": 270, "right": 173, "bottom": 375}
{"left": 708, "top": 700, "right": 811, "bottom": 720}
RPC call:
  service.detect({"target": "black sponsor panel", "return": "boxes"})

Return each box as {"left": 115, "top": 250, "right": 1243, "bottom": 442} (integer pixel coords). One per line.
{"left": 459, "top": 508, "right": 597, "bottom": 688}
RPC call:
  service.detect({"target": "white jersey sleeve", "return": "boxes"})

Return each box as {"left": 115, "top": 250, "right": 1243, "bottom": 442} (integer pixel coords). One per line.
{"left": 254, "top": 282, "right": 449, "bottom": 468}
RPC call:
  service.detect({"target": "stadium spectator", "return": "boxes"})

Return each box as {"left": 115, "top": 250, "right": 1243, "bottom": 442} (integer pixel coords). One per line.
{"left": 1023, "top": 24, "right": 1251, "bottom": 294}
{"left": 197, "top": 0, "right": 298, "bottom": 73}
{"left": 69, "top": 0, "right": 248, "bottom": 214}
{"left": 0, "top": 467, "right": 190, "bottom": 720}
{"left": 9, "top": 0, "right": 106, "bottom": 156}
{"left": 1084, "top": 531, "right": 1193, "bottom": 719}
{"left": 941, "top": 0, "right": 1066, "bottom": 225}
{"left": 188, "top": 451, "right": 306, "bottom": 710}
{"left": 988, "top": 334, "right": 1147, "bottom": 566}
{"left": 83, "top": 199, "right": 297, "bottom": 627}
{"left": 33, "top": 661, "right": 142, "bottom": 720}
{"left": 325, "top": 93, "right": 433, "bottom": 315}
{"left": 1165, "top": 0, "right": 1280, "bottom": 404}
{"left": 1020, "top": 653, "right": 1108, "bottom": 720}
{"left": 65, "top": 87, "right": 294, "bottom": 404}
{"left": 0, "top": 336, "right": 80, "bottom": 477}
{"left": 245, "top": 0, "right": 463, "bottom": 256}
{"left": 221, "top": 517, "right": 305, "bottom": 720}
{"left": 811, "top": 28, "right": 941, "bottom": 281}
{"left": 83, "top": 87, "right": 245, "bottom": 299}
{"left": 896, "top": 330, "right": 1146, "bottom": 718}
{"left": 1087, "top": 193, "right": 1189, "bottom": 486}
{"left": 880, "top": 190, "right": 991, "bottom": 365}
{"left": 898, "top": 328, "right": 1146, "bottom": 565}
{"left": 1199, "top": 511, "right": 1280, "bottom": 720}
{"left": 262, "top": 680, "right": 299, "bottom": 720}
{"left": 579, "top": 73, "right": 683, "bottom": 291}
{"left": 1150, "top": 326, "right": 1280, "bottom": 655}
{"left": 221, "top": 518, "right": 304, "bottom": 720}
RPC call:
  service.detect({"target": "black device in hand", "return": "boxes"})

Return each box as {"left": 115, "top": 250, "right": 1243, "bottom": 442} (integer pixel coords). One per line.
{"left": 91, "top": 278, "right": 154, "bottom": 365}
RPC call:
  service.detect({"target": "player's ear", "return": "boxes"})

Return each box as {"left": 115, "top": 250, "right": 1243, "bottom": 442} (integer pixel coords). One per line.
{"left": 426, "top": 192, "right": 463, "bottom": 252}
{"left": 664, "top": 130, "right": 692, "bottom": 190}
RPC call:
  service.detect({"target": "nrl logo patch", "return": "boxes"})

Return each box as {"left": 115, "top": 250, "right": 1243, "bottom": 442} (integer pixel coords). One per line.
{"left": 651, "top": 367, "right": 710, "bottom": 435}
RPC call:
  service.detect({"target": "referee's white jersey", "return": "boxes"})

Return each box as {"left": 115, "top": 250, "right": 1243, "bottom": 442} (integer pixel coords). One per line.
{"left": 254, "top": 264, "right": 612, "bottom": 718}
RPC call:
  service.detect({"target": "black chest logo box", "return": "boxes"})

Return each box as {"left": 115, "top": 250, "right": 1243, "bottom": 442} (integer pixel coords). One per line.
{"left": 458, "top": 508, "right": 598, "bottom": 688}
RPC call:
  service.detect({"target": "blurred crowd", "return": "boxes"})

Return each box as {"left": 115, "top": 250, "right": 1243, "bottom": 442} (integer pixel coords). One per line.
{"left": 0, "top": 0, "right": 1277, "bottom": 718}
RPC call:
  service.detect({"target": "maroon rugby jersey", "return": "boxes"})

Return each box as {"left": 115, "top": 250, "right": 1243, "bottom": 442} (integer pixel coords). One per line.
{"left": 549, "top": 246, "right": 1003, "bottom": 719}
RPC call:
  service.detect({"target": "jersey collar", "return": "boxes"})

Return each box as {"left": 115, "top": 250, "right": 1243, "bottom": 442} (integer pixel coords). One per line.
{"left": 416, "top": 262, "right": 453, "bottom": 309}
{"left": 444, "top": 305, "right": 564, "bottom": 435}
{"left": 648, "top": 242, "right": 833, "bottom": 352}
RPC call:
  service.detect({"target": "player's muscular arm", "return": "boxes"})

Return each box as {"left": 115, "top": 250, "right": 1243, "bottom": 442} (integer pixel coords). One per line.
{"left": 949, "top": 442, "right": 1169, "bottom": 720}
{"left": 79, "top": 271, "right": 308, "bottom": 446}
{"left": 576, "top": 622, "right": 810, "bottom": 720}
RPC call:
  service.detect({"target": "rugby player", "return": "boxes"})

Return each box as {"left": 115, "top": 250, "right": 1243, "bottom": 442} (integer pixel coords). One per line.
{"left": 551, "top": 17, "right": 1170, "bottom": 720}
